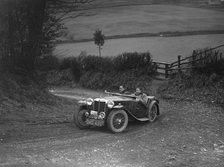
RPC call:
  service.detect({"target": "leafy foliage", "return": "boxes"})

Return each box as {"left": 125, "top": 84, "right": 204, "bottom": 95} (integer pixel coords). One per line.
{"left": 60, "top": 52, "right": 156, "bottom": 90}
{"left": 0, "top": 0, "right": 93, "bottom": 72}
{"left": 94, "top": 29, "right": 105, "bottom": 47}
{"left": 193, "top": 59, "right": 224, "bottom": 76}
{"left": 159, "top": 53, "right": 224, "bottom": 107}
{"left": 113, "top": 52, "right": 156, "bottom": 74}
{"left": 93, "top": 29, "right": 105, "bottom": 56}
{"left": 36, "top": 55, "right": 60, "bottom": 71}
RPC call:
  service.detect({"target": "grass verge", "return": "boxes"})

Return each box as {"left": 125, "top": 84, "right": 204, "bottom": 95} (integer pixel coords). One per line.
{"left": 0, "top": 72, "right": 76, "bottom": 126}
{"left": 158, "top": 72, "right": 224, "bottom": 108}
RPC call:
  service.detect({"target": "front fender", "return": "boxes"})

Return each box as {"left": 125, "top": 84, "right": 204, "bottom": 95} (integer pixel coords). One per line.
{"left": 110, "top": 106, "right": 148, "bottom": 122}
{"left": 78, "top": 99, "right": 87, "bottom": 105}
{"left": 113, "top": 105, "right": 124, "bottom": 109}
{"left": 79, "top": 104, "right": 87, "bottom": 110}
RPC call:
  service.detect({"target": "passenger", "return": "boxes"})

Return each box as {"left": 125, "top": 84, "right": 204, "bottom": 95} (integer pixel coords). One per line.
{"left": 134, "top": 87, "right": 148, "bottom": 108}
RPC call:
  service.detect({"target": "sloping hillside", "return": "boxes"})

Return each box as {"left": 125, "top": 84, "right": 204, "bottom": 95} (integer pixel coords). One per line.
{"left": 0, "top": 72, "right": 76, "bottom": 141}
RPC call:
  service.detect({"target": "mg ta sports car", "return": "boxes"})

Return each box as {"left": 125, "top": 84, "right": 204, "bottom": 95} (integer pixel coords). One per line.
{"left": 73, "top": 91, "right": 160, "bottom": 133}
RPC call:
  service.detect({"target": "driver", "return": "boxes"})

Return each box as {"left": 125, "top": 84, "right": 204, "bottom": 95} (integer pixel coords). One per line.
{"left": 119, "top": 85, "right": 129, "bottom": 94}
{"left": 134, "top": 87, "right": 148, "bottom": 108}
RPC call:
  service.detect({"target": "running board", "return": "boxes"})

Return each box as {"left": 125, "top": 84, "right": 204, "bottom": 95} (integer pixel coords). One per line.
{"left": 126, "top": 110, "right": 149, "bottom": 122}
{"left": 136, "top": 118, "right": 149, "bottom": 121}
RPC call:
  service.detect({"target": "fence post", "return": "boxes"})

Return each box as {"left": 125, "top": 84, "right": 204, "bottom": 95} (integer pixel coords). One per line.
{"left": 178, "top": 55, "right": 181, "bottom": 73}
{"left": 192, "top": 50, "right": 196, "bottom": 67}
{"left": 214, "top": 51, "right": 218, "bottom": 62}
{"left": 200, "top": 54, "right": 203, "bottom": 66}
{"left": 165, "top": 64, "right": 169, "bottom": 78}
{"left": 153, "top": 62, "right": 158, "bottom": 74}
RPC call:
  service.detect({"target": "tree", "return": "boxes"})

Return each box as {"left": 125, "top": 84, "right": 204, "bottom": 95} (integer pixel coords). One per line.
{"left": 94, "top": 29, "right": 105, "bottom": 57}
{"left": 0, "top": 0, "right": 94, "bottom": 72}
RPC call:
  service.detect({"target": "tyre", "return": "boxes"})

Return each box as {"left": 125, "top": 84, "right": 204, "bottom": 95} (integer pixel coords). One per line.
{"left": 148, "top": 102, "right": 158, "bottom": 122}
{"left": 107, "top": 110, "right": 128, "bottom": 133}
{"left": 73, "top": 108, "right": 89, "bottom": 129}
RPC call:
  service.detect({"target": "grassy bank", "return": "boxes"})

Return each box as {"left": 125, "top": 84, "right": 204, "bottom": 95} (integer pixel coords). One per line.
{"left": 158, "top": 57, "right": 224, "bottom": 108}
{"left": 0, "top": 72, "right": 76, "bottom": 126}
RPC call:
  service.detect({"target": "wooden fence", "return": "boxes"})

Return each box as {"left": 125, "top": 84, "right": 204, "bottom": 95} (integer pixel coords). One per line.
{"left": 152, "top": 61, "right": 170, "bottom": 78}
{"left": 153, "top": 44, "right": 224, "bottom": 78}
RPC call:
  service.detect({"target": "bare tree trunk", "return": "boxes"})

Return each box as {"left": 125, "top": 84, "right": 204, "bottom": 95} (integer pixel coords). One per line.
{"left": 99, "top": 45, "right": 101, "bottom": 57}
{"left": 7, "top": 2, "right": 15, "bottom": 66}
{"left": 25, "top": 0, "right": 46, "bottom": 72}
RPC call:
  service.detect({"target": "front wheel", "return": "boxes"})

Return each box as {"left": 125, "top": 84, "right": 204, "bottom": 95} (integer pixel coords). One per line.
{"left": 148, "top": 102, "right": 158, "bottom": 122}
{"left": 73, "top": 108, "right": 89, "bottom": 129}
{"left": 107, "top": 110, "right": 128, "bottom": 133}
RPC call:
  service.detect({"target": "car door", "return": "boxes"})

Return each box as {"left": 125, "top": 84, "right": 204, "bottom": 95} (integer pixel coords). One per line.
{"left": 132, "top": 101, "right": 148, "bottom": 118}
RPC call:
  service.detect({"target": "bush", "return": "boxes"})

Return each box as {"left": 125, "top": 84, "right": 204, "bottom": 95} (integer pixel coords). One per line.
{"left": 158, "top": 47, "right": 224, "bottom": 107}
{"left": 36, "top": 55, "right": 60, "bottom": 71}
{"left": 57, "top": 52, "right": 156, "bottom": 90}
{"left": 60, "top": 57, "right": 81, "bottom": 81}
{"left": 79, "top": 71, "right": 111, "bottom": 89}
{"left": 46, "top": 69, "right": 74, "bottom": 86}
{"left": 79, "top": 69, "right": 152, "bottom": 90}
{"left": 194, "top": 59, "right": 224, "bottom": 76}
{"left": 158, "top": 72, "right": 224, "bottom": 107}
{"left": 77, "top": 55, "right": 113, "bottom": 72}
{"left": 77, "top": 52, "right": 156, "bottom": 75}
{"left": 77, "top": 52, "right": 155, "bottom": 89}
{"left": 113, "top": 52, "right": 156, "bottom": 74}
{"left": 70, "top": 58, "right": 81, "bottom": 82}
{"left": 60, "top": 57, "right": 72, "bottom": 70}
{"left": 189, "top": 48, "right": 224, "bottom": 76}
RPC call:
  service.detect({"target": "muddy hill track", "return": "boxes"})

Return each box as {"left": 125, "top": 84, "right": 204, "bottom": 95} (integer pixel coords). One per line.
{"left": 0, "top": 81, "right": 224, "bottom": 167}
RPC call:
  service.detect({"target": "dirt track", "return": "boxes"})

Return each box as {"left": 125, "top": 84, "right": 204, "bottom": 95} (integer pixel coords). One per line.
{"left": 0, "top": 87, "right": 224, "bottom": 167}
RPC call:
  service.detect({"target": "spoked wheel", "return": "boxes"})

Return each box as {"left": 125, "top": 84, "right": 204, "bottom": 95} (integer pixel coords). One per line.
{"left": 148, "top": 103, "right": 158, "bottom": 122}
{"left": 107, "top": 110, "right": 128, "bottom": 133}
{"left": 73, "top": 109, "right": 89, "bottom": 129}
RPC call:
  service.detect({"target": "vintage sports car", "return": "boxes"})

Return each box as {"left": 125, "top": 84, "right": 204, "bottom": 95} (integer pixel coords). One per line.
{"left": 73, "top": 91, "right": 160, "bottom": 133}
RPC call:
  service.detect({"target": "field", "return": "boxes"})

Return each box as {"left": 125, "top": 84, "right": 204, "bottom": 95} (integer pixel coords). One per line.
{"left": 55, "top": 4, "right": 224, "bottom": 63}
{"left": 54, "top": 34, "right": 224, "bottom": 63}
{"left": 62, "top": 4, "right": 224, "bottom": 40}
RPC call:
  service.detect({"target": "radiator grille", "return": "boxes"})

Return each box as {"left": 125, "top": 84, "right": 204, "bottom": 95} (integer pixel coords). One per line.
{"left": 93, "top": 101, "right": 106, "bottom": 112}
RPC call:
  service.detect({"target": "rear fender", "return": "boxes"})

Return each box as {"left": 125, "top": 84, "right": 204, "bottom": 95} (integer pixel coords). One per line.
{"left": 149, "top": 100, "right": 160, "bottom": 115}
{"left": 148, "top": 96, "right": 159, "bottom": 104}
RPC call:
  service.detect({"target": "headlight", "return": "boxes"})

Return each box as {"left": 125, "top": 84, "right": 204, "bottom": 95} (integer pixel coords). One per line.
{"left": 107, "top": 100, "right": 114, "bottom": 108}
{"left": 85, "top": 111, "right": 89, "bottom": 117}
{"left": 86, "top": 98, "right": 93, "bottom": 105}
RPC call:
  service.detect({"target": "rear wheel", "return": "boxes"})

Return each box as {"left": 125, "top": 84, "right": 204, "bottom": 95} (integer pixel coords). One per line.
{"left": 73, "top": 109, "right": 89, "bottom": 129}
{"left": 148, "top": 103, "right": 158, "bottom": 122}
{"left": 107, "top": 110, "right": 128, "bottom": 133}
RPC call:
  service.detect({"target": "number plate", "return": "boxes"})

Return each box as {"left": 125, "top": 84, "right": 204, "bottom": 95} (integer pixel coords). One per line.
{"left": 86, "top": 119, "right": 104, "bottom": 126}
{"left": 90, "top": 110, "right": 98, "bottom": 116}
